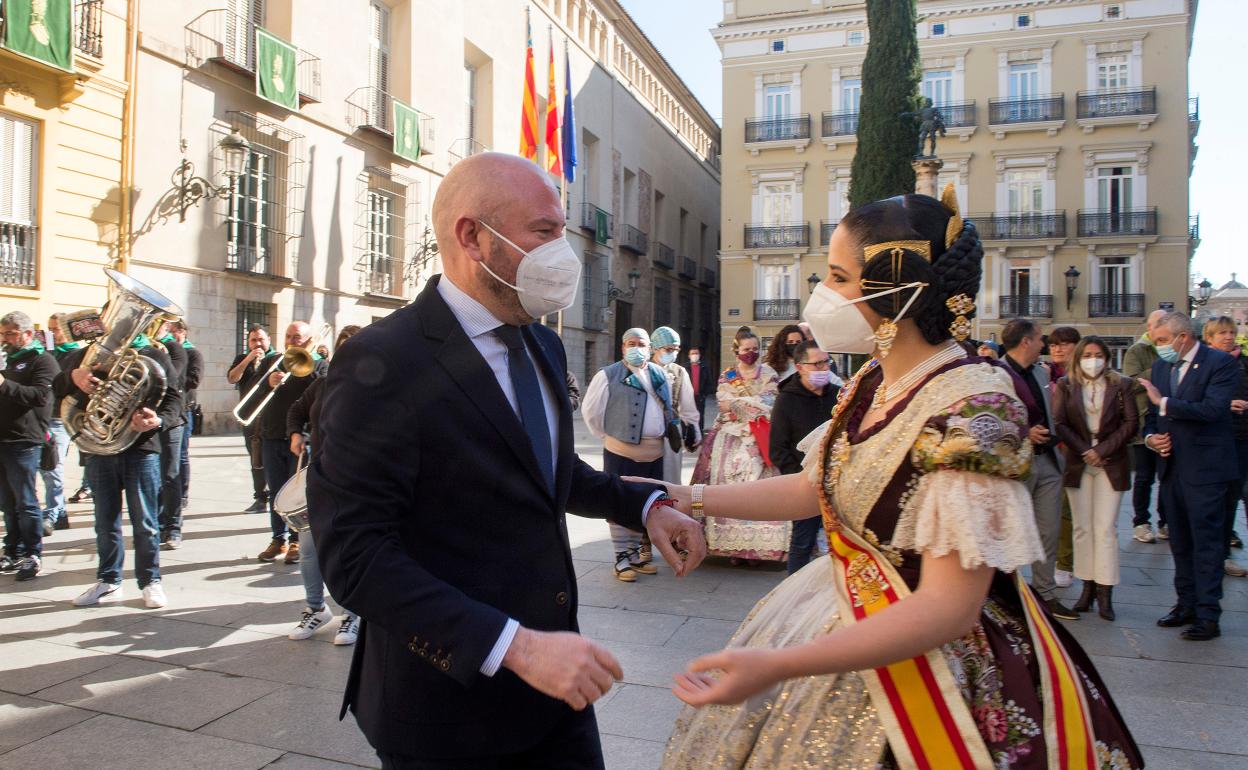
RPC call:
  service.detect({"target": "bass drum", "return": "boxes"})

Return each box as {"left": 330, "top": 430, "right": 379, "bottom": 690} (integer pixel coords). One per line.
{"left": 274, "top": 460, "right": 310, "bottom": 533}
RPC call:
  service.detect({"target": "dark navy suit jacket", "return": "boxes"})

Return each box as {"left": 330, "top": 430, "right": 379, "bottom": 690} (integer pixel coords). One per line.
{"left": 1143, "top": 342, "right": 1238, "bottom": 487}
{"left": 308, "top": 276, "right": 662, "bottom": 758}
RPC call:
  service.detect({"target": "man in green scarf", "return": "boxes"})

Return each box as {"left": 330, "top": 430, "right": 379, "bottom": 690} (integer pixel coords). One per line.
{"left": 1123, "top": 309, "right": 1168, "bottom": 543}
{"left": 41, "top": 313, "right": 82, "bottom": 533}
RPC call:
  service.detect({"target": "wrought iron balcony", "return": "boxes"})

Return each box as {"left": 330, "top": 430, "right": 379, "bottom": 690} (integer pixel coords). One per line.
{"left": 579, "top": 202, "right": 613, "bottom": 238}
{"left": 1189, "top": 213, "right": 1200, "bottom": 242}
{"left": 619, "top": 224, "right": 648, "bottom": 255}
{"left": 186, "top": 10, "right": 320, "bottom": 101}
{"left": 969, "top": 212, "right": 1066, "bottom": 240}
{"left": 74, "top": 0, "right": 103, "bottom": 58}
{"left": 653, "top": 241, "right": 675, "bottom": 269}
{"left": 999, "top": 295, "right": 1054, "bottom": 318}
{"left": 0, "top": 222, "right": 37, "bottom": 289}
{"left": 448, "top": 138, "right": 489, "bottom": 165}
{"left": 745, "top": 223, "right": 809, "bottom": 249}
{"left": 700, "top": 267, "right": 717, "bottom": 289}
{"left": 679, "top": 256, "right": 698, "bottom": 280}
{"left": 1188, "top": 96, "right": 1200, "bottom": 123}
{"left": 820, "top": 220, "right": 838, "bottom": 246}
{"left": 1077, "top": 87, "right": 1156, "bottom": 119}
{"left": 1077, "top": 208, "right": 1158, "bottom": 238}
{"left": 1089, "top": 293, "right": 1146, "bottom": 318}
{"left": 988, "top": 94, "right": 1064, "bottom": 125}
{"left": 939, "top": 100, "right": 977, "bottom": 128}
{"left": 745, "top": 115, "right": 811, "bottom": 143}
{"left": 754, "top": 299, "right": 801, "bottom": 321}
{"left": 821, "top": 110, "right": 859, "bottom": 137}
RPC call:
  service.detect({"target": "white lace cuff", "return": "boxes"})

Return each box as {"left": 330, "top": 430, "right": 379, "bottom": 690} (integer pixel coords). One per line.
{"left": 893, "top": 470, "right": 1044, "bottom": 572}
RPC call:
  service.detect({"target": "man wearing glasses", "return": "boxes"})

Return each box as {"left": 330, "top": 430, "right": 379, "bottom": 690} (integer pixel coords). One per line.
{"left": 768, "top": 340, "right": 840, "bottom": 574}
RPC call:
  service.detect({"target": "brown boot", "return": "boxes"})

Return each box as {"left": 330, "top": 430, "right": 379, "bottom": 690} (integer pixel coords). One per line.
{"left": 284, "top": 541, "right": 301, "bottom": 564}
{"left": 1096, "top": 584, "right": 1115, "bottom": 621}
{"left": 258, "top": 538, "right": 286, "bottom": 562}
{"left": 1072, "top": 580, "right": 1096, "bottom": 613}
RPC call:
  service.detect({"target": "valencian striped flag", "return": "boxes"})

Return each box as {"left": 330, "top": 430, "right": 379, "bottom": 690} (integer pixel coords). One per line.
{"left": 561, "top": 47, "right": 577, "bottom": 183}
{"left": 519, "top": 13, "right": 539, "bottom": 162}
{"left": 544, "top": 39, "right": 561, "bottom": 176}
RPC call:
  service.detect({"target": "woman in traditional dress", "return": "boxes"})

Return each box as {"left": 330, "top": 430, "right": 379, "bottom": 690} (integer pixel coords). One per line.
{"left": 659, "top": 189, "right": 1142, "bottom": 769}
{"left": 690, "top": 328, "right": 788, "bottom": 563}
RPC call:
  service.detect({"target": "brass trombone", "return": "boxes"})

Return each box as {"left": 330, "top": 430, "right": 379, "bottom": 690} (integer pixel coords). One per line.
{"left": 232, "top": 323, "right": 332, "bottom": 427}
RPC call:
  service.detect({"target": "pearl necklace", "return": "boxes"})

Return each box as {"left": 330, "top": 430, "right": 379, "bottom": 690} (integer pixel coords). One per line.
{"left": 871, "top": 342, "right": 967, "bottom": 410}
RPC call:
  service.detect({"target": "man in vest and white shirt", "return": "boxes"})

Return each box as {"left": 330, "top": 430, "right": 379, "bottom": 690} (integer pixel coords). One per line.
{"left": 582, "top": 328, "right": 678, "bottom": 583}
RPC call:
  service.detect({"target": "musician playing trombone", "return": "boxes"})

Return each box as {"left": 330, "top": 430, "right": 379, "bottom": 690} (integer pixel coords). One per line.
{"left": 247, "top": 321, "right": 328, "bottom": 565}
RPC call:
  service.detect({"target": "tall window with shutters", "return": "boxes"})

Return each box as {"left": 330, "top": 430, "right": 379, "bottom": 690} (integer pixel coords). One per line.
{"left": 369, "top": 0, "right": 392, "bottom": 130}
{"left": 227, "top": 146, "right": 278, "bottom": 275}
{"left": 0, "top": 114, "right": 38, "bottom": 289}
{"left": 225, "top": 0, "right": 265, "bottom": 71}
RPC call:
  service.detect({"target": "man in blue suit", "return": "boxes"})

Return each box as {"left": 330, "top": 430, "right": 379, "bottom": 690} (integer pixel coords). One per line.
{"left": 1141, "top": 312, "right": 1238, "bottom": 641}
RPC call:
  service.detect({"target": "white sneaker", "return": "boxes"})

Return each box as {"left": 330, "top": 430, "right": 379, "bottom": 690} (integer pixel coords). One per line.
{"left": 333, "top": 615, "right": 359, "bottom": 646}
{"left": 1055, "top": 569, "right": 1073, "bottom": 588}
{"left": 1133, "top": 524, "right": 1156, "bottom": 544}
{"left": 73, "top": 582, "right": 123, "bottom": 606}
{"left": 1225, "top": 559, "right": 1248, "bottom": 578}
{"left": 142, "top": 582, "right": 167, "bottom": 608}
{"left": 289, "top": 606, "right": 334, "bottom": 640}
{"left": 1157, "top": 525, "right": 1169, "bottom": 541}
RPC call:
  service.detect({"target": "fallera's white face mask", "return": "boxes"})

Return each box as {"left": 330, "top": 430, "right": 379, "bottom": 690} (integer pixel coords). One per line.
{"left": 478, "top": 221, "right": 582, "bottom": 320}
{"left": 802, "top": 281, "right": 926, "bottom": 354}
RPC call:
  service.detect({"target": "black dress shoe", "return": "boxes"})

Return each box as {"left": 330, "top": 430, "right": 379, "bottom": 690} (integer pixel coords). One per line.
{"left": 1157, "top": 607, "right": 1197, "bottom": 627}
{"left": 1180, "top": 620, "right": 1221, "bottom": 641}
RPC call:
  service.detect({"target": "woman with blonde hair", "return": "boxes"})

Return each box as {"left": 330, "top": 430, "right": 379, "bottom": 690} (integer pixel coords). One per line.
{"left": 1203, "top": 316, "right": 1248, "bottom": 575}
{"left": 1052, "top": 336, "right": 1139, "bottom": 620}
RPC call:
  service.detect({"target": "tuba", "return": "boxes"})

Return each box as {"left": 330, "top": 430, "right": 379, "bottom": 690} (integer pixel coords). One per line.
{"left": 62, "top": 269, "right": 184, "bottom": 455}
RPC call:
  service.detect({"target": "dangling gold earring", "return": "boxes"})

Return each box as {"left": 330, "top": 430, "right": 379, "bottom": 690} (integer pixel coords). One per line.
{"left": 873, "top": 318, "right": 899, "bottom": 359}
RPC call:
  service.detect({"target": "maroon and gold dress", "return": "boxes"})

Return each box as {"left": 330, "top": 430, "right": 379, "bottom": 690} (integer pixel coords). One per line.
{"left": 663, "top": 355, "right": 1142, "bottom": 769}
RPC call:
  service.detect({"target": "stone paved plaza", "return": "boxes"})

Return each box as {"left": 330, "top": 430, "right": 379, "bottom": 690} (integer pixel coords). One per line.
{"left": 2, "top": 417, "right": 1247, "bottom": 769}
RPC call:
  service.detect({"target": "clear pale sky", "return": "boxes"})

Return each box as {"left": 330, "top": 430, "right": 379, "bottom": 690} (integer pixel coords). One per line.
{"left": 619, "top": 0, "right": 1239, "bottom": 289}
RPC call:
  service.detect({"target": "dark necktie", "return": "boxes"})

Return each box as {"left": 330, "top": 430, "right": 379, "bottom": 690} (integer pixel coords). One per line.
{"left": 1169, "top": 361, "right": 1181, "bottom": 395}
{"left": 495, "top": 325, "right": 555, "bottom": 492}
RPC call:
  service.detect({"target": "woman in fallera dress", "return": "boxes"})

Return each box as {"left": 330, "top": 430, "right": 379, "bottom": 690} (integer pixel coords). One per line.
{"left": 690, "top": 328, "right": 789, "bottom": 563}
{"left": 658, "top": 188, "right": 1142, "bottom": 769}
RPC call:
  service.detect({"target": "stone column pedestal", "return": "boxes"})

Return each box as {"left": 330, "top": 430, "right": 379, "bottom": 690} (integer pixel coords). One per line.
{"left": 912, "top": 157, "right": 944, "bottom": 198}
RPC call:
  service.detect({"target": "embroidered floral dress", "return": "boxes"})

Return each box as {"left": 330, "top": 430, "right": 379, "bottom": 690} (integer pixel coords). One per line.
{"left": 691, "top": 365, "right": 788, "bottom": 561}
{"left": 663, "top": 358, "right": 1142, "bottom": 770}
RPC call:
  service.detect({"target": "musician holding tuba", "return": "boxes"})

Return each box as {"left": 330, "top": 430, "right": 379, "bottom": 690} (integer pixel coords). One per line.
{"left": 55, "top": 270, "right": 185, "bottom": 610}
{"left": 246, "top": 321, "right": 328, "bottom": 566}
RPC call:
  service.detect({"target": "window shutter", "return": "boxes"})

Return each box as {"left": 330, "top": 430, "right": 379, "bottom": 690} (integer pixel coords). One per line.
{"left": 0, "top": 116, "right": 36, "bottom": 224}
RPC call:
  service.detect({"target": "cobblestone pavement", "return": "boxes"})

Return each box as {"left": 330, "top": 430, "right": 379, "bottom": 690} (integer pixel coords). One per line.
{"left": 2, "top": 415, "right": 1246, "bottom": 769}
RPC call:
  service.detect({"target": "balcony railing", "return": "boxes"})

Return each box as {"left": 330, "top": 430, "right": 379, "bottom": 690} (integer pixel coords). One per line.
{"left": 1076, "top": 87, "right": 1156, "bottom": 119}
{"left": 74, "top": 0, "right": 103, "bottom": 58}
{"left": 754, "top": 299, "right": 801, "bottom": 321}
{"left": 679, "top": 256, "right": 698, "bottom": 280}
{"left": 745, "top": 115, "right": 811, "bottom": 143}
{"left": 745, "top": 223, "right": 809, "bottom": 249}
{"left": 0, "top": 222, "right": 37, "bottom": 289}
{"left": 619, "top": 224, "right": 648, "bottom": 255}
{"left": 1077, "top": 208, "right": 1158, "bottom": 238}
{"left": 579, "top": 202, "right": 613, "bottom": 238}
{"left": 820, "top": 220, "right": 838, "bottom": 246}
{"left": 700, "top": 267, "right": 717, "bottom": 289}
{"left": 186, "top": 10, "right": 319, "bottom": 101}
{"left": 988, "top": 94, "right": 1064, "bottom": 124}
{"left": 1089, "top": 293, "right": 1146, "bottom": 318}
{"left": 969, "top": 212, "right": 1067, "bottom": 240}
{"left": 1189, "top": 213, "right": 1200, "bottom": 241}
{"left": 999, "top": 295, "right": 1054, "bottom": 318}
{"left": 346, "top": 86, "right": 393, "bottom": 133}
{"left": 653, "top": 241, "right": 675, "bottom": 269}
{"left": 1188, "top": 96, "right": 1200, "bottom": 123}
{"left": 448, "top": 138, "right": 489, "bottom": 165}
{"left": 939, "top": 100, "right": 976, "bottom": 128}
{"left": 821, "top": 110, "right": 859, "bottom": 137}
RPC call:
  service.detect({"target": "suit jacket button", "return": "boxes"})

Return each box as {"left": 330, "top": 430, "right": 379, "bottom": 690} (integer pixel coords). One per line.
{"left": 555, "top": 591, "right": 568, "bottom": 606}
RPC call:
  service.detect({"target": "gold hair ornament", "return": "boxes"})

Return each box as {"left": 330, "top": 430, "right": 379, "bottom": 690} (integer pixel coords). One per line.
{"left": 946, "top": 293, "right": 974, "bottom": 342}
{"left": 941, "top": 183, "right": 963, "bottom": 250}
{"left": 861, "top": 240, "right": 932, "bottom": 263}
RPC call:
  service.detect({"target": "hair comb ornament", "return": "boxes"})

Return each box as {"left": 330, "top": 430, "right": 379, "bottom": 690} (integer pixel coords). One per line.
{"left": 940, "top": 183, "right": 963, "bottom": 250}
{"left": 862, "top": 240, "right": 932, "bottom": 263}
{"left": 946, "top": 293, "right": 975, "bottom": 342}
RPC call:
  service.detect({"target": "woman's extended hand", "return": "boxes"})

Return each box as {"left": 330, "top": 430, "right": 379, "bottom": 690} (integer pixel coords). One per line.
{"left": 671, "top": 648, "right": 785, "bottom": 707}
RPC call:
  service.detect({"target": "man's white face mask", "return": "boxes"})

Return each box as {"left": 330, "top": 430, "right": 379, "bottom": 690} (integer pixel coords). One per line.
{"left": 478, "top": 221, "right": 582, "bottom": 320}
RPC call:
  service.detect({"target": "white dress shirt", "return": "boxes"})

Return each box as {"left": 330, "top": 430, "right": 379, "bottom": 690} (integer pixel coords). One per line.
{"left": 436, "top": 276, "right": 661, "bottom": 677}
{"left": 581, "top": 361, "right": 667, "bottom": 440}
{"left": 1159, "top": 341, "right": 1199, "bottom": 418}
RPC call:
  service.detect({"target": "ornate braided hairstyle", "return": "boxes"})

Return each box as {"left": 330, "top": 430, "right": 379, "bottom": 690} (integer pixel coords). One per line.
{"left": 838, "top": 185, "right": 983, "bottom": 346}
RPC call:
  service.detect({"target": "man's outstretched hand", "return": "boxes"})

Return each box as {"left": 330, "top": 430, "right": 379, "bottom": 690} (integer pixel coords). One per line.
{"left": 644, "top": 501, "right": 706, "bottom": 577}
{"left": 502, "top": 628, "right": 622, "bottom": 711}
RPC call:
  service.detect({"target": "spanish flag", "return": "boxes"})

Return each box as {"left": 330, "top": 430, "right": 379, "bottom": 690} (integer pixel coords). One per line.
{"left": 519, "top": 12, "right": 539, "bottom": 162}
{"left": 544, "top": 39, "right": 561, "bottom": 177}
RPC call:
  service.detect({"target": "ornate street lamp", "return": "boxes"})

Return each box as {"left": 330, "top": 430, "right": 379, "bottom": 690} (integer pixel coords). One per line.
{"left": 172, "top": 130, "right": 251, "bottom": 222}
{"left": 807, "top": 273, "right": 822, "bottom": 294}
{"left": 607, "top": 268, "right": 641, "bottom": 301}
{"left": 1188, "top": 278, "right": 1213, "bottom": 313}
{"left": 1064, "top": 265, "right": 1081, "bottom": 310}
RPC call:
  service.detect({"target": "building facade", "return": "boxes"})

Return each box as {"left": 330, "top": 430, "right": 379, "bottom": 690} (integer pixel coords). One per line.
{"left": 714, "top": 0, "right": 1197, "bottom": 368}
{"left": 91, "top": 0, "right": 717, "bottom": 433}
{"left": 1, "top": 0, "right": 129, "bottom": 324}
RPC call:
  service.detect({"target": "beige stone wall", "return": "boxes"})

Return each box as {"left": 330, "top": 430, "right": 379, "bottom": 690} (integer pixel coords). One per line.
{"left": 716, "top": 0, "right": 1195, "bottom": 366}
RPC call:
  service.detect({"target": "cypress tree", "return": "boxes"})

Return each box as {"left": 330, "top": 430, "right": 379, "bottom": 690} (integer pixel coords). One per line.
{"left": 849, "top": 0, "right": 921, "bottom": 207}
